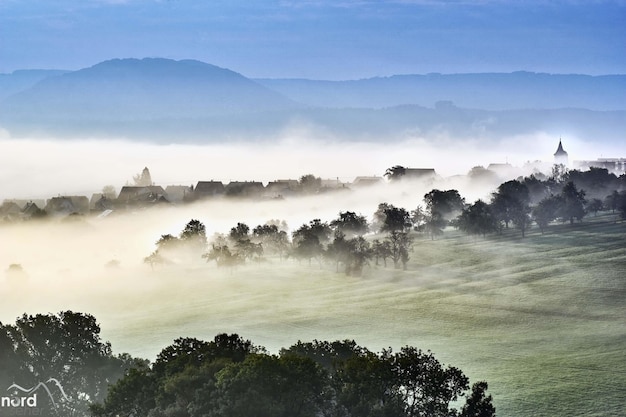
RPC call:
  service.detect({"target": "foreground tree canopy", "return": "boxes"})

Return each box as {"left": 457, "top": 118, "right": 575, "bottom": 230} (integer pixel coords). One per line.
{"left": 0, "top": 312, "right": 494, "bottom": 417}
{"left": 0, "top": 311, "right": 146, "bottom": 417}
{"left": 92, "top": 335, "right": 495, "bottom": 417}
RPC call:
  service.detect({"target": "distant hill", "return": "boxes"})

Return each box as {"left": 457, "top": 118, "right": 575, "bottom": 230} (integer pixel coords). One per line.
{"left": 256, "top": 72, "right": 626, "bottom": 111}
{"left": 0, "top": 69, "right": 69, "bottom": 101}
{"left": 0, "top": 58, "right": 299, "bottom": 123}
{"left": 0, "top": 59, "right": 624, "bottom": 144}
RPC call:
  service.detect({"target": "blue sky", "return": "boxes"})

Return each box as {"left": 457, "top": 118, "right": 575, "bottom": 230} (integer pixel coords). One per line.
{"left": 1, "top": 0, "right": 624, "bottom": 79}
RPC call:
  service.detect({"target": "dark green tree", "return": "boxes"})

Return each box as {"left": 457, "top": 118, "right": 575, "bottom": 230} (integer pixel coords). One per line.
{"left": 386, "top": 231, "right": 412, "bottom": 269}
{"left": 384, "top": 165, "right": 407, "bottom": 181}
{"left": 532, "top": 195, "right": 562, "bottom": 234}
{"left": 5, "top": 312, "right": 140, "bottom": 417}
{"left": 299, "top": 174, "right": 322, "bottom": 194}
{"left": 559, "top": 181, "right": 586, "bottom": 224}
{"left": 203, "top": 244, "right": 243, "bottom": 268}
{"left": 390, "top": 346, "right": 469, "bottom": 417}
{"left": 423, "top": 189, "right": 465, "bottom": 222}
{"left": 330, "top": 211, "right": 369, "bottom": 237}
{"left": 212, "top": 354, "right": 331, "bottom": 417}
{"left": 460, "top": 382, "right": 496, "bottom": 417}
{"left": 292, "top": 222, "right": 325, "bottom": 266}
{"left": 253, "top": 223, "right": 290, "bottom": 260}
{"left": 423, "top": 189, "right": 465, "bottom": 238}
{"left": 229, "top": 222, "right": 250, "bottom": 242}
{"left": 585, "top": 198, "right": 604, "bottom": 216}
{"left": 372, "top": 239, "right": 392, "bottom": 267}
{"left": 180, "top": 219, "right": 208, "bottom": 251}
{"left": 491, "top": 180, "right": 530, "bottom": 231}
{"left": 376, "top": 204, "right": 412, "bottom": 233}
{"left": 457, "top": 200, "right": 499, "bottom": 238}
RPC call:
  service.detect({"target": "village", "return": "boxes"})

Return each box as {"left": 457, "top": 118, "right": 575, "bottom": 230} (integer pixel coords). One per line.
{"left": 1, "top": 140, "right": 624, "bottom": 222}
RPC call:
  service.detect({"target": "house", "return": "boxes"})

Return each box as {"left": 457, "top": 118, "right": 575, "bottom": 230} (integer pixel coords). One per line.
{"left": 265, "top": 180, "right": 298, "bottom": 198}
{"left": 487, "top": 163, "right": 518, "bottom": 180}
{"left": 165, "top": 185, "right": 194, "bottom": 203}
{"left": 90, "top": 194, "right": 115, "bottom": 212}
{"left": 352, "top": 176, "right": 384, "bottom": 187}
{"left": 193, "top": 181, "right": 225, "bottom": 200}
{"left": 45, "top": 196, "right": 90, "bottom": 216}
{"left": 22, "top": 201, "right": 45, "bottom": 219}
{"left": 404, "top": 168, "right": 437, "bottom": 180}
{"left": 224, "top": 181, "right": 265, "bottom": 198}
{"left": 117, "top": 186, "right": 168, "bottom": 206}
{"left": 574, "top": 158, "right": 626, "bottom": 175}
{"left": 0, "top": 201, "right": 22, "bottom": 221}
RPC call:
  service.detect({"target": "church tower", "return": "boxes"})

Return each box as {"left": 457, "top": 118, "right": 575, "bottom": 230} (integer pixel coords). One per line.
{"left": 554, "top": 139, "right": 568, "bottom": 166}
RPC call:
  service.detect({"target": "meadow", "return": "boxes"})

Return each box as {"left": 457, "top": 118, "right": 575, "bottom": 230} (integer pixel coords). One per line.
{"left": 1, "top": 210, "right": 624, "bottom": 416}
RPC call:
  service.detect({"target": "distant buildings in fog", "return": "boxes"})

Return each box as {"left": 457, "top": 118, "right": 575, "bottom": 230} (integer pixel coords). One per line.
{"left": 1, "top": 138, "right": 624, "bottom": 221}
{"left": 552, "top": 138, "right": 626, "bottom": 175}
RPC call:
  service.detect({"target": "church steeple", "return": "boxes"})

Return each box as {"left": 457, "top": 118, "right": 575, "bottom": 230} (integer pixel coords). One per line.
{"left": 554, "top": 138, "right": 568, "bottom": 166}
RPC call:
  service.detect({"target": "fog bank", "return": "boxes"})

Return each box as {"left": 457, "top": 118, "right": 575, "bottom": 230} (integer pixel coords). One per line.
{"left": 0, "top": 131, "right": 616, "bottom": 201}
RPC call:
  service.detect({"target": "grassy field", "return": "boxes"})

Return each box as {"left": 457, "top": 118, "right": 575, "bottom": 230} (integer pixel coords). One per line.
{"left": 2, "top": 213, "right": 625, "bottom": 416}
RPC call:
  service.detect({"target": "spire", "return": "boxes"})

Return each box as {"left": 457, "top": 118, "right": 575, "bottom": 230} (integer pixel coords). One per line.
{"left": 554, "top": 138, "right": 568, "bottom": 165}
{"left": 554, "top": 138, "right": 566, "bottom": 156}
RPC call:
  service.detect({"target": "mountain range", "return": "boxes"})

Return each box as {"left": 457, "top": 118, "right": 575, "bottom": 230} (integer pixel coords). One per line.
{"left": 0, "top": 58, "right": 624, "bottom": 144}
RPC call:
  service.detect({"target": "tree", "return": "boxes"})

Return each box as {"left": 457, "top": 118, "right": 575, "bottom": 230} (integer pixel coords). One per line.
{"left": 585, "top": 198, "right": 604, "bottom": 216}
{"left": 424, "top": 189, "right": 465, "bottom": 221}
{"left": 234, "top": 238, "right": 263, "bottom": 261}
{"left": 559, "top": 181, "right": 586, "bottom": 224}
{"left": 133, "top": 167, "right": 153, "bottom": 186}
{"left": 213, "top": 354, "right": 331, "bottom": 417}
{"left": 384, "top": 165, "right": 407, "bottom": 181}
{"left": 335, "top": 350, "right": 404, "bottom": 417}
{"left": 326, "top": 231, "right": 351, "bottom": 272}
{"left": 532, "top": 195, "right": 561, "bottom": 234}
{"left": 101, "top": 185, "right": 116, "bottom": 199}
{"left": 180, "top": 219, "right": 208, "bottom": 254}
{"left": 423, "top": 189, "right": 465, "bottom": 238}
{"left": 604, "top": 190, "right": 620, "bottom": 213}
{"left": 5, "top": 312, "right": 139, "bottom": 417}
{"left": 386, "top": 231, "right": 412, "bottom": 269}
{"left": 203, "top": 244, "right": 243, "bottom": 268}
{"left": 372, "top": 239, "right": 392, "bottom": 267}
{"left": 411, "top": 205, "right": 426, "bottom": 231}
{"left": 299, "top": 174, "right": 322, "bottom": 194}
{"left": 253, "top": 223, "right": 290, "bottom": 260}
{"left": 144, "top": 251, "right": 168, "bottom": 270}
{"left": 616, "top": 191, "right": 626, "bottom": 219}
{"left": 376, "top": 204, "right": 412, "bottom": 233}
{"left": 491, "top": 180, "right": 530, "bottom": 230}
{"left": 307, "top": 218, "right": 332, "bottom": 245}
{"left": 292, "top": 222, "right": 326, "bottom": 266}
{"left": 94, "top": 335, "right": 496, "bottom": 417}
{"left": 457, "top": 200, "right": 499, "bottom": 237}
{"left": 460, "top": 382, "right": 496, "bottom": 417}
{"left": 229, "top": 222, "right": 250, "bottom": 242}
{"left": 345, "top": 236, "right": 373, "bottom": 276}
{"left": 390, "top": 346, "right": 470, "bottom": 417}
{"left": 330, "top": 211, "right": 369, "bottom": 238}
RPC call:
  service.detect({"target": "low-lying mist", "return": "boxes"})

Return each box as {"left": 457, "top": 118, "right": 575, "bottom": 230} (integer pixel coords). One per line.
{"left": 0, "top": 128, "right": 618, "bottom": 201}
{"left": 1, "top": 129, "right": 621, "bottom": 360}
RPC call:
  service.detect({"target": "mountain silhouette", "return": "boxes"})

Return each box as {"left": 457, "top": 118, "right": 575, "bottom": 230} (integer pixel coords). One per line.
{"left": 256, "top": 72, "right": 626, "bottom": 111}
{"left": 0, "top": 59, "right": 624, "bottom": 144}
{"left": 0, "top": 58, "right": 299, "bottom": 124}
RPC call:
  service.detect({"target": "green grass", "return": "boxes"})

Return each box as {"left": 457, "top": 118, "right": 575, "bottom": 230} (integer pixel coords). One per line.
{"left": 2, "top": 213, "right": 624, "bottom": 416}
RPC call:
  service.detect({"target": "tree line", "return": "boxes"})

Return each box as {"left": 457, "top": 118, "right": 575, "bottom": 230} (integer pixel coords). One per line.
{"left": 144, "top": 165, "right": 626, "bottom": 275}
{"left": 0, "top": 311, "right": 495, "bottom": 417}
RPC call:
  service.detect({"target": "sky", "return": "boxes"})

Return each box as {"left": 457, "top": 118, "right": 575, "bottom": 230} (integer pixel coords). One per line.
{"left": 1, "top": 0, "right": 625, "bottom": 79}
